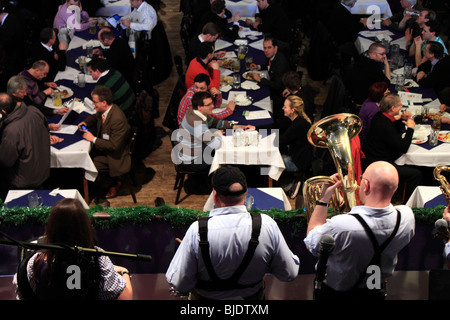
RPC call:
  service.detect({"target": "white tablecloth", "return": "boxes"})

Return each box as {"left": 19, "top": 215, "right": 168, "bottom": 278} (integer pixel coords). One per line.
{"left": 209, "top": 133, "right": 285, "bottom": 181}
{"left": 96, "top": 0, "right": 131, "bottom": 17}
{"left": 405, "top": 186, "right": 443, "bottom": 208}
{"left": 350, "top": 0, "right": 392, "bottom": 17}
{"left": 203, "top": 187, "right": 291, "bottom": 211}
{"left": 225, "top": 0, "right": 259, "bottom": 17}
{"left": 5, "top": 189, "right": 89, "bottom": 209}
{"left": 51, "top": 139, "right": 98, "bottom": 182}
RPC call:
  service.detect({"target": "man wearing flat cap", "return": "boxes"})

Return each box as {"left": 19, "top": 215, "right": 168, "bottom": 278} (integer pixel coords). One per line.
{"left": 166, "top": 166, "right": 299, "bottom": 300}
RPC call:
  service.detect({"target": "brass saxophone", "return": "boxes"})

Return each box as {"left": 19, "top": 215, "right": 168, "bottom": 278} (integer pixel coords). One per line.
{"left": 302, "top": 113, "right": 362, "bottom": 221}
{"left": 433, "top": 166, "right": 450, "bottom": 209}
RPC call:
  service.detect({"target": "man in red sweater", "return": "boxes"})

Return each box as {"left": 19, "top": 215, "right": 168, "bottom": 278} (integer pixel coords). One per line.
{"left": 185, "top": 42, "right": 221, "bottom": 90}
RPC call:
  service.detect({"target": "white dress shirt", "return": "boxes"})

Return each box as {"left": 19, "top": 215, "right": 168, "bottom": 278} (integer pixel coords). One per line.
{"left": 166, "top": 205, "right": 300, "bottom": 299}
{"left": 122, "top": 1, "right": 157, "bottom": 37}
{"left": 304, "top": 204, "right": 415, "bottom": 291}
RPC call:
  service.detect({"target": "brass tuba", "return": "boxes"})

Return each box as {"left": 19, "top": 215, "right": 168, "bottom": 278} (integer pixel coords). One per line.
{"left": 302, "top": 113, "right": 362, "bottom": 221}
{"left": 433, "top": 166, "right": 450, "bottom": 209}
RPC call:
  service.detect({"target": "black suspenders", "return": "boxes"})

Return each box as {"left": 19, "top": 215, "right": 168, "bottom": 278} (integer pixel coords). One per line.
{"left": 196, "top": 212, "right": 262, "bottom": 291}
{"left": 350, "top": 210, "right": 401, "bottom": 289}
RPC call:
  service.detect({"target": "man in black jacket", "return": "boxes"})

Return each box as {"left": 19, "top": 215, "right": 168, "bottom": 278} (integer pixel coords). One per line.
{"left": 0, "top": 93, "right": 51, "bottom": 198}
{"left": 248, "top": 37, "right": 290, "bottom": 100}
{"left": 30, "top": 27, "right": 67, "bottom": 82}
{"left": 416, "top": 41, "right": 450, "bottom": 95}
{"left": 348, "top": 43, "right": 391, "bottom": 104}
{"left": 95, "top": 27, "right": 135, "bottom": 86}
{"left": 197, "top": 0, "right": 240, "bottom": 40}
{"left": 246, "top": 0, "right": 292, "bottom": 55}
{"left": 362, "top": 93, "right": 422, "bottom": 202}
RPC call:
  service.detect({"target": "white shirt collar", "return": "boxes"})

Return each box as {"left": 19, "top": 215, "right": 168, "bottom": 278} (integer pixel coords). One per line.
{"left": 1, "top": 13, "right": 8, "bottom": 25}
{"left": 102, "top": 105, "right": 112, "bottom": 120}
{"left": 41, "top": 42, "right": 53, "bottom": 52}
{"left": 193, "top": 109, "right": 207, "bottom": 121}
{"left": 98, "top": 70, "right": 110, "bottom": 80}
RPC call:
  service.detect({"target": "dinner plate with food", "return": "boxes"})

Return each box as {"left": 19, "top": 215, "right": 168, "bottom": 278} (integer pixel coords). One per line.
{"left": 411, "top": 136, "right": 428, "bottom": 144}
{"left": 221, "top": 58, "right": 235, "bottom": 69}
{"left": 53, "top": 86, "right": 74, "bottom": 99}
{"left": 438, "top": 130, "right": 450, "bottom": 143}
{"left": 220, "top": 75, "right": 233, "bottom": 85}
{"left": 242, "top": 71, "right": 261, "bottom": 81}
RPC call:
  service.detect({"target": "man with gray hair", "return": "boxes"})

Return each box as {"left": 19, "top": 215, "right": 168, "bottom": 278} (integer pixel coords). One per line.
{"left": 7, "top": 75, "right": 65, "bottom": 134}
{"left": 0, "top": 93, "right": 51, "bottom": 199}
{"left": 382, "top": 0, "right": 423, "bottom": 31}
{"left": 362, "top": 93, "right": 422, "bottom": 202}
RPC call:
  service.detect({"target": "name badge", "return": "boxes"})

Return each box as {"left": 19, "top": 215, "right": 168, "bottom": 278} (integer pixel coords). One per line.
{"left": 102, "top": 133, "right": 110, "bottom": 140}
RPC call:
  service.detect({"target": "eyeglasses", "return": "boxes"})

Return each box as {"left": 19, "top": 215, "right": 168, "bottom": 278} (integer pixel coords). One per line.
{"left": 376, "top": 52, "right": 386, "bottom": 56}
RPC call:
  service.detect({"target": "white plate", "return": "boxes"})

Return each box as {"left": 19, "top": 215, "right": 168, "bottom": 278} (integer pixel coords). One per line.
{"left": 53, "top": 86, "right": 74, "bottom": 99}
{"left": 411, "top": 137, "right": 427, "bottom": 144}
{"left": 438, "top": 130, "right": 450, "bottom": 143}
{"left": 242, "top": 71, "right": 262, "bottom": 81}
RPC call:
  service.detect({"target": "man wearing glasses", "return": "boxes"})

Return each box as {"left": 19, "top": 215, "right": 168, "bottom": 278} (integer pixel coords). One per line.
{"left": 78, "top": 86, "right": 131, "bottom": 199}
{"left": 348, "top": 43, "right": 391, "bottom": 105}
{"left": 304, "top": 160, "right": 415, "bottom": 299}
{"left": 362, "top": 93, "right": 422, "bottom": 203}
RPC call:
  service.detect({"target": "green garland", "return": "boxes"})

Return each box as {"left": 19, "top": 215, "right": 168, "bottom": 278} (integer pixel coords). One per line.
{"left": 0, "top": 203, "right": 446, "bottom": 231}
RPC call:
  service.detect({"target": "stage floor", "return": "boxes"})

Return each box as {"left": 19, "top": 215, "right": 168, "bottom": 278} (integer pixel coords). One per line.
{"left": 0, "top": 271, "right": 430, "bottom": 300}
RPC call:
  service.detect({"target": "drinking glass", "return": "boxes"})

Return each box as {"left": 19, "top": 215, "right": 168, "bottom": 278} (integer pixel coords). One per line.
{"left": 404, "top": 62, "right": 413, "bottom": 79}
{"left": 28, "top": 193, "right": 43, "bottom": 208}
{"left": 77, "top": 73, "right": 86, "bottom": 87}
{"left": 232, "top": 73, "right": 240, "bottom": 89}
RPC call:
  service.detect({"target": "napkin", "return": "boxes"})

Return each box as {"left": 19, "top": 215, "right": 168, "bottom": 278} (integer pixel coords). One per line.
{"left": 54, "top": 66, "right": 82, "bottom": 82}
{"left": 67, "top": 35, "right": 86, "bottom": 51}
{"left": 84, "top": 97, "right": 96, "bottom": 112}
{"left": 390, "top": 37, "right": 407, "bottom": 51}
{"left": 82, "top": 40, "right": 106, "bottom": 50}
{"left": 238, "top": 28, "right": 262, "bottom": 38}
{"left": 219, "top": 67, "right": 233, "bottom": 76}
{"left": 249, "top": 39, "right": 264, "bottom": 51}
{"left": 240, "top": 80, "right": 260, "bottom": 90}
{"left": 215, "top": 39, "right": 233, "bottom": 51}
{"left": 223, "top": 51, "right": 237, "bottom": 58}
{"left": 253, "top": 96, "right": 272, "bottom": 112}
{"left": 72, "top": 100, "right": 86, "bottom": 114}
{"left": 220, "top": 84, "right": 232, "bottom": 92}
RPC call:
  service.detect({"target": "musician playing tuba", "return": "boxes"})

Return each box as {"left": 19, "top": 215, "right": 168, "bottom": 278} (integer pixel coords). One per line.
{"left": 304, "top": 161, "right": 415, "bottom": 300}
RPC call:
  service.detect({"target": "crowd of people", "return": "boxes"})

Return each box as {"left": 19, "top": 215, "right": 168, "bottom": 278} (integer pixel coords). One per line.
{"left": 1, "top": 0, "right": 450, "bottom": 300}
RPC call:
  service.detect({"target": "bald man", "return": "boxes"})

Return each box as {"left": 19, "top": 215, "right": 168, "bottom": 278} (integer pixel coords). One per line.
{"left": 304, "top": 161, "right": 415, "bottom": 300}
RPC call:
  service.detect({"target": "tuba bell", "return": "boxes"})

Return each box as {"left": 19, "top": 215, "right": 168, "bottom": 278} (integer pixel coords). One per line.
{"left": 433, "top": 166, "right": 450, "bottom": 209}
{"left": 302, "top": 113, "right": 362, "bottom": 221}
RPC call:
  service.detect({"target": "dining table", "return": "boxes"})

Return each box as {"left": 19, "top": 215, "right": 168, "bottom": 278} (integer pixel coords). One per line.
{"left": 349, "top": 0, "right": 393, "bottom": 18}
{"left": 4, "top": 189, "right": 90, "bottom": 210}
{"left": 207, "top": 21, "right": 285, "bottom": 185}
{"left": 405, "top": 186, "right": 446, "bottom": 208}
{"left": 44, "top": 26, "right": 115, "bottom": 203}
{"left": 95, "top": 0, "right": 132, "bottom": 18}
{"left": 203, "top": 187, "right": 291, "bottom": 211}
{"left": 225, "top": 0, "right": 259, "bottom": 18}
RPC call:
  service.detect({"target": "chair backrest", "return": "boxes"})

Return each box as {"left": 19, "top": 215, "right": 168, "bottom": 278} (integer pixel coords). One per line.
{"left": 129, "top": 126, "right": 138, "bottom": 157}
